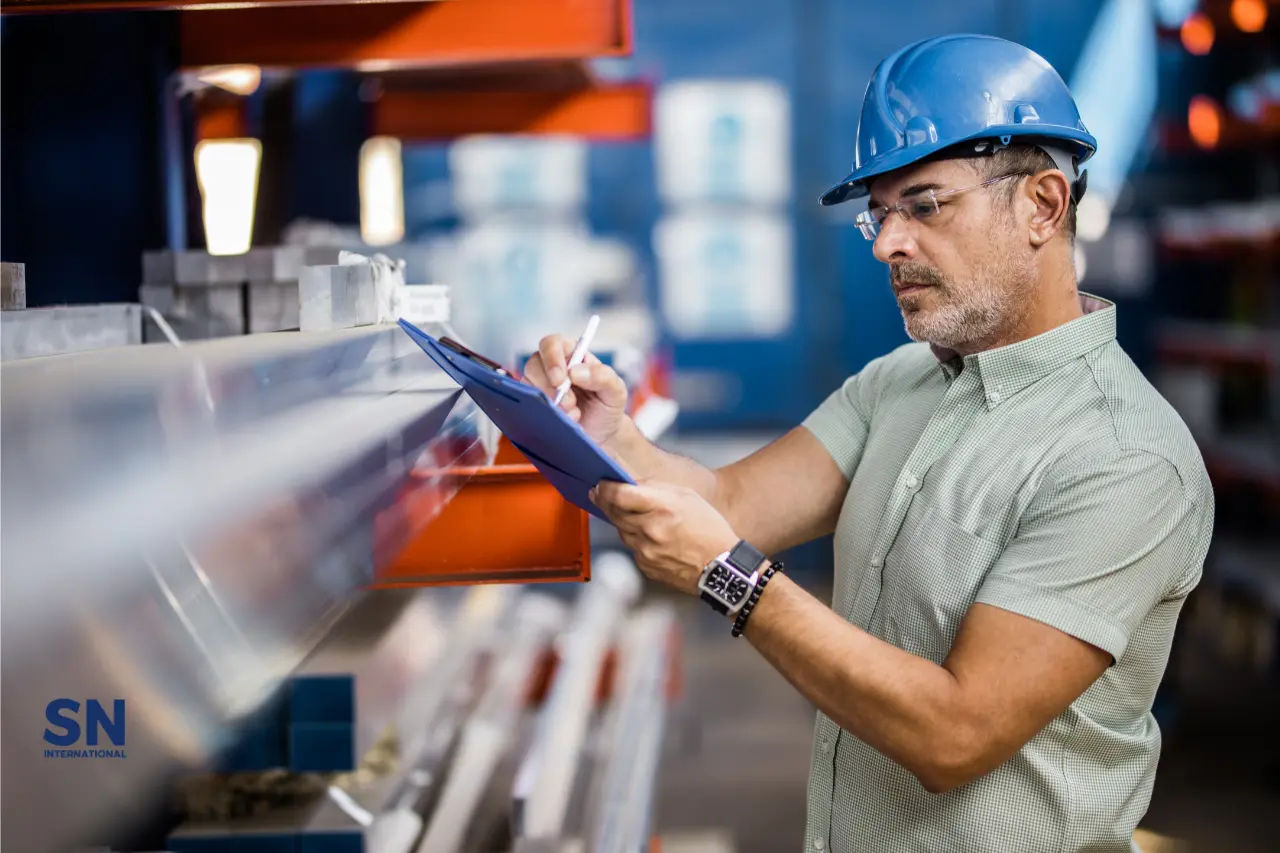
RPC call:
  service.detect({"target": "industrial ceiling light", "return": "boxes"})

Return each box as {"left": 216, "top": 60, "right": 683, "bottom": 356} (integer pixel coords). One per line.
{"left": 360, "top": 136, "right": 406, "bottom": 247}
{"left": 1187, "top": 95, "right": 1222, "bottom": 149}
{"left": 1180, "top": 11, "right": 1215, "bottom": 54}
{"left": 194, "top": 65, "right": 262, "bottom": 97}
{"left": 195, "top": 139, "right": 262, "bottom": 256}
{"left": 1230, "top": 0, "right": 1268, "bottom": 32}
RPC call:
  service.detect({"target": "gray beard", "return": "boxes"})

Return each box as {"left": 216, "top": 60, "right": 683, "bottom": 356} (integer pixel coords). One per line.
{"left": 901, "top": 262, "right": 1037, "bottom": 353}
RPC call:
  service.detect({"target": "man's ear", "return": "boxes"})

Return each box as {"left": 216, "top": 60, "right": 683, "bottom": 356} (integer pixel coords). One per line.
{"left": 1026, "top": 170, "right": 1071, "bottom": 247}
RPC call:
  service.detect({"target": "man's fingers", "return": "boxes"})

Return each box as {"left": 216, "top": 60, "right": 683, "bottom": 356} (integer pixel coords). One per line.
{"left": 537, "top": 335, "right": 573, "bottom": 388}
{"left": 612, "top": 513, "right": 644, "bottom": 537}
{"left": 522, "top": 355, "right": 550, "bottom": 392}
{"left": 567, "top": 363, "right": 627, "bottom": 408}
{"left": 592, "top": 481, "right": 657, "bottom": 514}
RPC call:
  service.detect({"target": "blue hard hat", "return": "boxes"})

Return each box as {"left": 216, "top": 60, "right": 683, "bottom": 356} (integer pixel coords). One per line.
{"left": 821, "top": 34, "right": 1097, "bottom": 206}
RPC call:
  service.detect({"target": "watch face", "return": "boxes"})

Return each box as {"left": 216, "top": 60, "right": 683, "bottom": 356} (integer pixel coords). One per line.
{"left": 706, "top": 565, "right": 752, "bottom": 604}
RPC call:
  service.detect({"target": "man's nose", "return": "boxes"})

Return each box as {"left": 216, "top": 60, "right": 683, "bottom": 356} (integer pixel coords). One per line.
{"left": 872, "top": 213, "right": 917, "bottom": 264}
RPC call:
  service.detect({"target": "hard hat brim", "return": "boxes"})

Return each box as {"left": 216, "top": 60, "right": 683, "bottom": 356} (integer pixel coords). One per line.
{"left": 819, "top": 125, "right": 1097, "bottom": 207}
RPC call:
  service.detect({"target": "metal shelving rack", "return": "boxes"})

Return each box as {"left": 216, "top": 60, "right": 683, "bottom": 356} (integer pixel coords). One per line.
{"left": 0, "top": 2, "right": 681, "bottom": 852}
{"left": 1148, "top": 2, "right": 1279, "bottom": 678}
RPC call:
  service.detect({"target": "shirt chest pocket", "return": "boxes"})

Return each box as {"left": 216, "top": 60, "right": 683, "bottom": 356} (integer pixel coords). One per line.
{"left": 880, "top": 497, "right": 1004, "bottom": 663}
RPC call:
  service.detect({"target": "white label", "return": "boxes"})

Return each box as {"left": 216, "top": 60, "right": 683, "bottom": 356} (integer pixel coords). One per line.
{"left": 449, "top": 136, "right": 588, "bottom": 219}
{"left": 654, "top": 212, "right": 793, "bottom": 340}
{"left": 402, "top": 285, "right": 451, "bottom": 325}
{"left": 655, "top": 80, "right": 791, "bottom": 206}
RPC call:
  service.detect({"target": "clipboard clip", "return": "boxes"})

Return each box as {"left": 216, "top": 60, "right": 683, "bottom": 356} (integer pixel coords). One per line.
{"left": 439, "top": 337, "right": 509, "bottom": 377}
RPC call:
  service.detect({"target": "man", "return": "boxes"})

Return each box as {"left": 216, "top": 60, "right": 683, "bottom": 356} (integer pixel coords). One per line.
{"left": 524, "top": 34, "right": 1213, "bottom": 853}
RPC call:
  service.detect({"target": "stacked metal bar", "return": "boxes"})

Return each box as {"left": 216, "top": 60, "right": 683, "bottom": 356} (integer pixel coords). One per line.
{"left": 582, "top": 604, "right": 679, "bottom": 853}
{"left": 139, "top": 247, "right": 344, "bottom": 339}
{"left": 511, "top": 552, "right": 642, "bottom": 841}
{"left": 158, "top": 558, "right": 678, "bottom": 853}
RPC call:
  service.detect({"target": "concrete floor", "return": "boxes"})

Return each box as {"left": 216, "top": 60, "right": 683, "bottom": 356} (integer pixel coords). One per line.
{"left": 654, "top": 593, "right": 815, "bottom": 853}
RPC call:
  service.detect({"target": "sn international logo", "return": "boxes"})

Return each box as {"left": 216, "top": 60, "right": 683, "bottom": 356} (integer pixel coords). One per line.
{"left": 43, "top": 699, "right": 127, "bottom": 759}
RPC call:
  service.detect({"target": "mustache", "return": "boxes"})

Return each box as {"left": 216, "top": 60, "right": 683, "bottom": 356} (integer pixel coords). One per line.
{"left": 890, "top": 264, "right": 947, "bottom": 289}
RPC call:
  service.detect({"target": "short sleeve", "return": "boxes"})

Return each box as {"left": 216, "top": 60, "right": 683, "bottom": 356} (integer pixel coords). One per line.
{"left": 802, "top": 355, "right": 888, "bottom": 480}
{"left": 975, "top": 450, "right": 1207, "bottom": 661}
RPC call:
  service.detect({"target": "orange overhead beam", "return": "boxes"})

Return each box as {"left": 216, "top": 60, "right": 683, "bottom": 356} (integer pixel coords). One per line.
{"left": 194, "top": 98, "right": 250, "bottom": 141}
{"left": 2, "top": 0, "right": 432, "bottom": 14}
{"left": 180, "top": 0, "right": 632, "bottom": 71}
{"left": 372, "top": 82, "right": 652, "bottom": 140}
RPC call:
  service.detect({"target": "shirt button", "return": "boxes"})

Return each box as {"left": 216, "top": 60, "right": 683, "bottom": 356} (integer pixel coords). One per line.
{"left": 904, "top": 474, "right": 919, "bottom": 490}
{"left": 813, "top": 839, "right": 826, "bottom": 851}
{"left": 870, "top": 554, "right": 882, "bottom": 568}
{"left": 820, "top": 737, "right": 831, "bottom": 753}
{"left": 987, "top": 390, "right": 1002, "bottom": 405}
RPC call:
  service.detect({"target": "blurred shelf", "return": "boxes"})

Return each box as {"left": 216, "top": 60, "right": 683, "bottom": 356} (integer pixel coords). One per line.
{"left": 179, "top": 0, "right": 632, "bottom": 72}
{"left": 1209, "top": 536, "right": 1280, "bottom": 615}
{"left": 1155, "top": 320, "right": 1280, "bottom": 372}
{"left": 372, "top": 80, "right": 651, "bottom": 141}
{"left": 1153, "top": 1, "right": 1278, "bottom": 48}
{"left": 1157, "top": 234, "right": 1280, "bottom": 259}
{"left": 1157, "top": 118, "right": 1280, "bottom": 156}
{"left": 1201, "top": 430, "right": 1280, "bottom": 500}
{"left": 1157, "top": 198, "right": 1280, "bottom": 258}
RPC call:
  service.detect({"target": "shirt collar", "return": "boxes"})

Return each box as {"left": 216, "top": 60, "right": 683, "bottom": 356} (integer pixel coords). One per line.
{"left": 931, "top": 293, "right": 1116, "bottom": 407}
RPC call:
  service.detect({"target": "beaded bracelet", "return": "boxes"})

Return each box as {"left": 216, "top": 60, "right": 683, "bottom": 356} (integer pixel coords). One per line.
{"left": 732, "top": 560, "right": 783, "bottom": 638}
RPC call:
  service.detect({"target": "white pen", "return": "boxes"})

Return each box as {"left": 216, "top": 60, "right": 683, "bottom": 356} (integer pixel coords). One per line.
{"left": 553, "top": 314, "right": 601, "bottom": 406}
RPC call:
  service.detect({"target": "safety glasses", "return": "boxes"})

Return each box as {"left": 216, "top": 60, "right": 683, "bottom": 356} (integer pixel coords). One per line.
{"left": 854, "top": 173, "right": 1024, "bottom": 240}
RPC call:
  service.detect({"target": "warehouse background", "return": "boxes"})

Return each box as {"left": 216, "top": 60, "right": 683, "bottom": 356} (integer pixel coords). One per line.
{"left": 2, "top": 0, "right": 1278, "bottom": 851}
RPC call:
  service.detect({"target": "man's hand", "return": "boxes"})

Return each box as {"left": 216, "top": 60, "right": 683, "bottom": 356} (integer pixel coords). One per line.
{"left": 522, "top": 334, "right": 629, "bottom": 453}
{"left": 591, "top": 480, "right": 739, "bottom": 596}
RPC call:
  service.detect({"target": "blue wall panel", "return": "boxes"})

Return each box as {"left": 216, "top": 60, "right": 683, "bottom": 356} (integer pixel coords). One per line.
{"left": 292, "top": 72, "right": 367, "bottom": 226}
{"left": 625, "top": 0, "right": 811, "bottom": 430}
{"left": 1, "top": 13, "right": 176, "bottom": 306}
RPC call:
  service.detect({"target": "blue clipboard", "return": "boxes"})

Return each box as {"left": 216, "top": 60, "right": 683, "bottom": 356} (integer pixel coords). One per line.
{"left": 397, "top": 318, "right": 635, "bottom": 522}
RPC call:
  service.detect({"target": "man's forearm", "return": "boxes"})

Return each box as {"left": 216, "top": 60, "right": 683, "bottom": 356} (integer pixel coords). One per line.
{"left": 610, "top": 417, "right": 732, "bottom": 513}
{"left": 743, "top": 572, "right": 979, "bottom": 793}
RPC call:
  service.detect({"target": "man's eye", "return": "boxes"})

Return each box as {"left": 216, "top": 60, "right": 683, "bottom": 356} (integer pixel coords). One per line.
{"left": 909, "top": 200, "right": 938, "bottom": 218}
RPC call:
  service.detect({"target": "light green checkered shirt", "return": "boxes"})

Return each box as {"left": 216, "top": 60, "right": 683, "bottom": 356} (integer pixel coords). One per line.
{"left": 800, "top": 294, "right": 1214, "bottom": 853}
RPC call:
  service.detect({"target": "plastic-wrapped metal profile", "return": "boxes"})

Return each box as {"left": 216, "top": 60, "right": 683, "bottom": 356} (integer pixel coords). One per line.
{"left": 510, "top": 552, "right": 642, "bottom": 841}
{"left": 0, "top": 321, "right": 484, "bottom": 853}
{"left": 416, "top": 593, "right": 567, "bottom": 853}
{"left": 583, "top": 604, "right": 678, "bottom": 853}
{"left": 302, "top": 586, "right": 520, "bottom": 853}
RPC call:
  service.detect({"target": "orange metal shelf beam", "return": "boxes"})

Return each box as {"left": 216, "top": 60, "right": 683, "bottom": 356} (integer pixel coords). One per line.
{"left": 373, "top": 439, "right": 592, "bottom": 588}
{"left": 179, "top": 0, "right": 632, "bottom": 71}
{"left": 1, "top": 0, "right": 429, "bottom": 14}
{"left": 372, "top": 82, "right": 651, "bottom": 141}
{"left": 371, "top": 358, "right": 667, "bottom": 589}
{"left": 194, "top": 97, "right": 249, "bottom": 141}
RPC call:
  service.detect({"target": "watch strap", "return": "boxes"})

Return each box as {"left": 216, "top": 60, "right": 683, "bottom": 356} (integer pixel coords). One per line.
{"left": 727, "top": 540, "right": 767, "bottom": 574}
